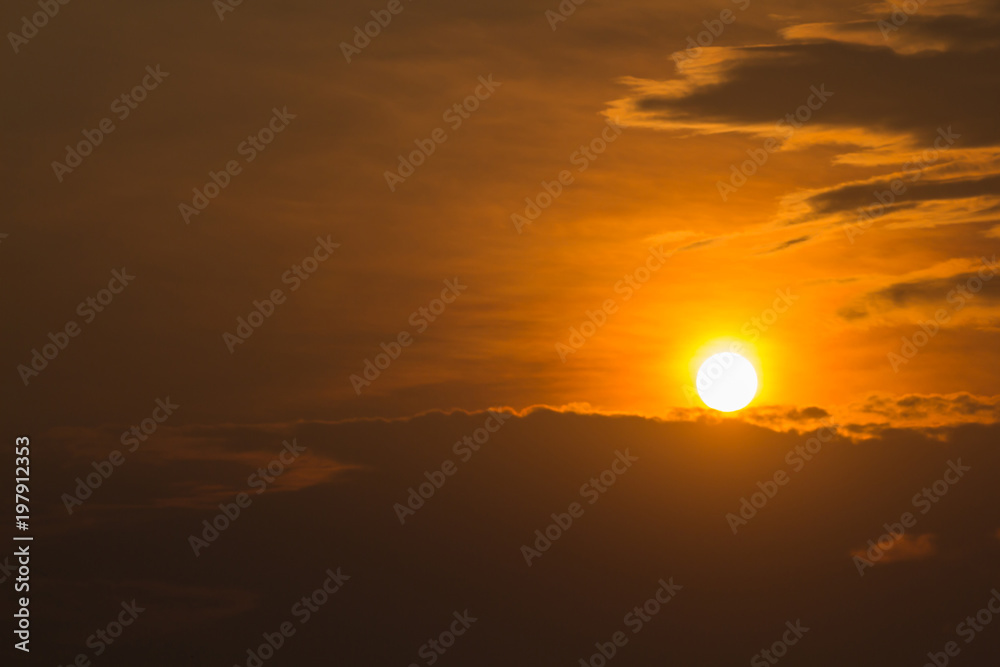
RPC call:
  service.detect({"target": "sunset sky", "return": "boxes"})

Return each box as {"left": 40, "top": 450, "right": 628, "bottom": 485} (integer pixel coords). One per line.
{"left": 3, "top": 0, "right": 1000, "bottom": 664}
{"left": 6, "top": 0, "right": 1000, "bottom": 426}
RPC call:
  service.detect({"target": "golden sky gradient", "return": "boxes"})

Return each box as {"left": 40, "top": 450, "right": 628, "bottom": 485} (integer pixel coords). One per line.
{"left": 6, "top": 0, "right": 1000, "bottom": 431}
{"left": 6, "top": 1, "right": 1000, "bottom": 664}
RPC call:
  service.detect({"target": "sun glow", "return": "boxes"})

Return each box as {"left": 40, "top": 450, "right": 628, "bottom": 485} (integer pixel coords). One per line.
{"left": 695, "top": 352, "right": 759, "bottom": 412}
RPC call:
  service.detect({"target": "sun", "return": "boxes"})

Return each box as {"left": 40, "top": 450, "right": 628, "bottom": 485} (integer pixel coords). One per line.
{"left": 695, "top": 352, "right": 759, "bottom": 412}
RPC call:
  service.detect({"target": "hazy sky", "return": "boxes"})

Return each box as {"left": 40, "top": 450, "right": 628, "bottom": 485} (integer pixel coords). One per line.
{"left": 5, "top": 0, "right": 999, "bottom": 431}
{"left": 3, "top": 1, "right": 1000, "bottom": 664}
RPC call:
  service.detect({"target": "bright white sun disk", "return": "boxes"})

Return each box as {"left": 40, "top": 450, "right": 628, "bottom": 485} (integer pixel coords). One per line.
{"left": 695, "top": 352, "right": 758, "bottom": 412}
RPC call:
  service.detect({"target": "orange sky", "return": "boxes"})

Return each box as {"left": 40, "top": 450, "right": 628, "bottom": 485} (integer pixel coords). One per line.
{"left": 5, "top": 0, "right": 1000, "bottom": 430}
{"left": 7, "top": 2, "right": 1000, "bottom": 665}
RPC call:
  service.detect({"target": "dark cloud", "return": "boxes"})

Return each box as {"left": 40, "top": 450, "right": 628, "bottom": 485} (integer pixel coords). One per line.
{"left": 841, "top": 264, "right": 1000, "bottom": 317}
{"left": 858, "top": 392, "right": 1000, "bottom": 420}
{"left": 792, "top": 405, "right": 830, "bottom": 420}
{"left": 787, "top": 172, "right": 1000, "bottom": 226}
{"left": 760, "top": 235, "right": 812, "bottom": 254}
{"left": 625, "top": 39, "right": 1000, "bottom": 148}
{"left": 838, "top": 304, "right": 870, "bottom": 320}
{"left": 27, "top": 409, "right": 1000, "bottom": 665}
{"left": 785, "top": 2, "right": 1000, "bottom": 53}
{"left": 877, "top": 271, "right": 1000, "bottom": 306}
{"left": 677, "top": 237, "right": 719, "bottom": 251}
{"left": 740, "top": 405, "right": 831, "bottom": 426}
{"left": 612, "top": 2, "right": 1000, "bottom": 249}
